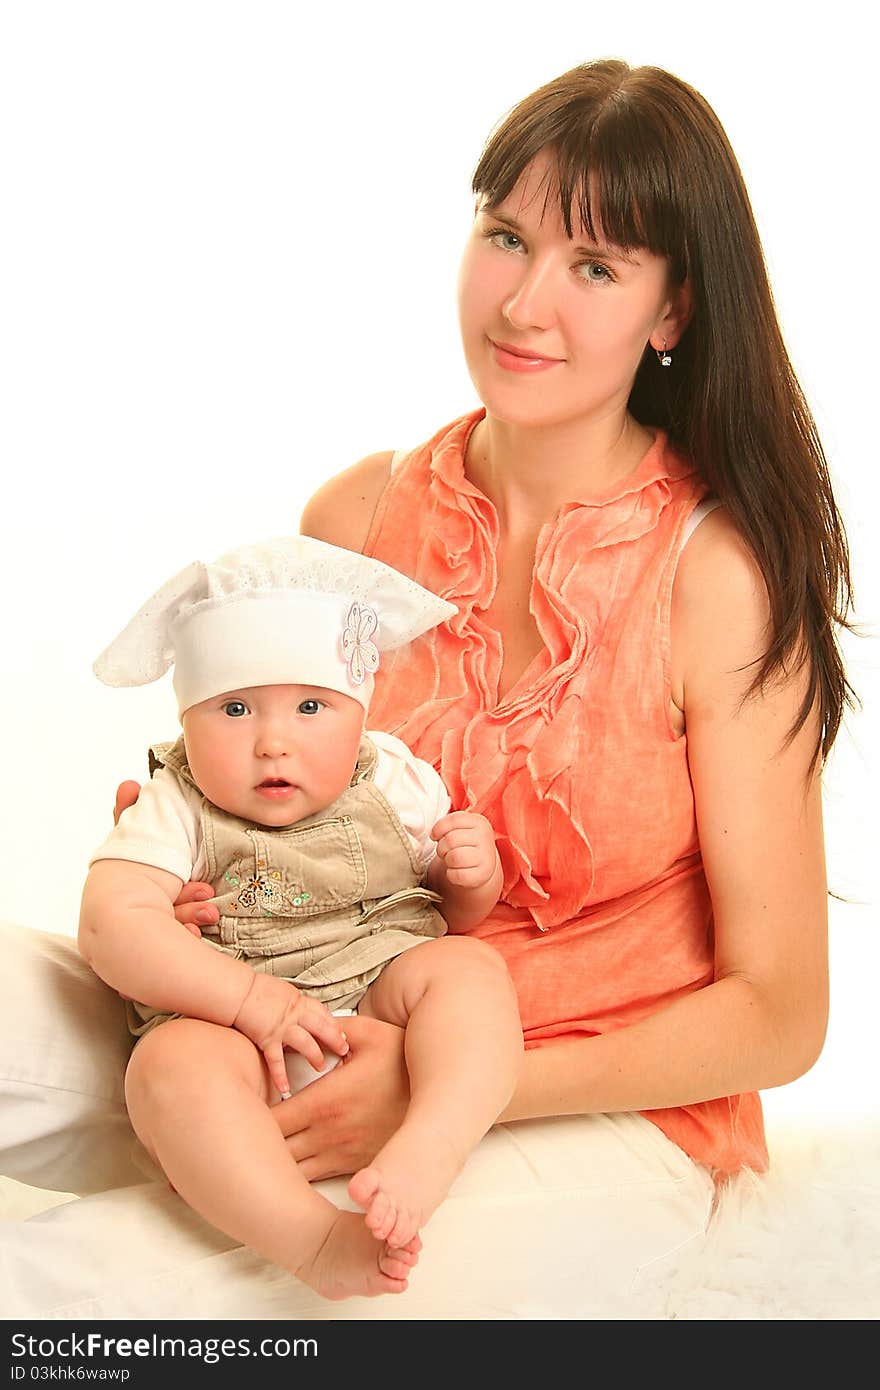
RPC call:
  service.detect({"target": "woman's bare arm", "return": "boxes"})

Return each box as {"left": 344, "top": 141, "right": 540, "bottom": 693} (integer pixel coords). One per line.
{"left": 501, "top": 511, "right": 828, "bottom": 1120}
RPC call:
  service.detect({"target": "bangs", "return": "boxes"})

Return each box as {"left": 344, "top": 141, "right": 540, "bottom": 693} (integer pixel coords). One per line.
{"left": 471, "top": 83, "right": 689, "bottom": 280}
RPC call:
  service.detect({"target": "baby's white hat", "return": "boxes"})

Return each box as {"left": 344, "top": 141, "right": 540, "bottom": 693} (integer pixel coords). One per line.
{"left": 93, "top": 535, "right": 457, "bottom": 714}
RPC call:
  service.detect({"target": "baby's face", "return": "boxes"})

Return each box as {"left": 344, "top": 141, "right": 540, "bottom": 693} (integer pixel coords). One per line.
{"left": 181, "top": 683, "right": 365, "bottom": 827}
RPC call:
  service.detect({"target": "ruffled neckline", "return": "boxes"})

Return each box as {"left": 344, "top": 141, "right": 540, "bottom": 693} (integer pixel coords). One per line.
{"left": 427, "top": 407, "right": 697, "bottom": 515}
{"left": 419, "top": 407, "right": 701, "bottom": 719}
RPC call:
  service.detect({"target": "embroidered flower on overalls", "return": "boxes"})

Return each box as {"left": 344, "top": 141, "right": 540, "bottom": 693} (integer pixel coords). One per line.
{"left": 341, "top": 602, "right": 380, "bottom": 685}
{"left": 237, "top": 875, "right": 283, "bottom": 914}
{"left": 219, "top": 861, "right": 312, "bottom": 917}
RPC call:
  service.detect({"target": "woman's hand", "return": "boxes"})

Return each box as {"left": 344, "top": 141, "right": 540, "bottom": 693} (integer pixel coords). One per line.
{"left": 113, "top": 780, "right": 142, "bottom": 825}
{"left": 272, "top": 1015, "right": 410, "bottom": 1181}
{"left": 114, "top": 780, "right": 218, "bottom": 938}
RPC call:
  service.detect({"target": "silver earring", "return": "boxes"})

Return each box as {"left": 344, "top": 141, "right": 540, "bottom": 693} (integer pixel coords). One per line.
{"left": 656, "top": 342, "right": 672, "bottom": 367}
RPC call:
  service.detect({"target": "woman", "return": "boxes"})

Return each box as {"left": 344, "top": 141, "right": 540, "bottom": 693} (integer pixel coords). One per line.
{"left": 0, "top": 59, "right": 850, "bottom": 1319}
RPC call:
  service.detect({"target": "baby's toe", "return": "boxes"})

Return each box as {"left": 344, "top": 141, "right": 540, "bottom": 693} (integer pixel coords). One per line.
{"left": 379, "top": 1246, "right": 418, "bottom": 1281}
{"left": 386, "top": 1209, "right": 419, "bottom": 1250}
{"left": 348, "top": 1165, "right": 381, "bottom": 1210}
{"left": 386, "top": 1239, "right": 420, "bottom": 1270}
{"left": 365, "top": 1190, "right": 395, "bottom": 1240}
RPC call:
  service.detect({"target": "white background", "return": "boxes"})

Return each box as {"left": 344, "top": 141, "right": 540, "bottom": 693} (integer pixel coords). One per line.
{"left": 1, "top": 2, "right": 876, "bottom": 1124}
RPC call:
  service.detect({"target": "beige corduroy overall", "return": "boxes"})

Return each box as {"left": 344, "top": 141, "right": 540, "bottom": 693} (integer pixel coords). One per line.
{"left": 127, "top": 734, "right": 446, "bottom": 1037}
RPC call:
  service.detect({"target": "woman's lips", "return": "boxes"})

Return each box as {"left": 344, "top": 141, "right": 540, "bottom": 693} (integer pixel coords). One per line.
{"left": 490, "top": 339, "right": 564, "bottom": 373}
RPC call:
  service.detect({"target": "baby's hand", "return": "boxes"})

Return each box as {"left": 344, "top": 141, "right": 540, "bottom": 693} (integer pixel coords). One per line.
{"left": 232, "top": 973, "right": 349, "bottom": 1098}
{"left": 430, "top": 811, "right": 501, "bottom": 890}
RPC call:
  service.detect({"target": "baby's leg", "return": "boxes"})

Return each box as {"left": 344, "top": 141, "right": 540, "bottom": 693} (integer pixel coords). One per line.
{"left": 125, "top": 1018, "right": 419, "bottom": 1300}
{"left": 350, "top": 936, "right": 522, "bottom": 1247}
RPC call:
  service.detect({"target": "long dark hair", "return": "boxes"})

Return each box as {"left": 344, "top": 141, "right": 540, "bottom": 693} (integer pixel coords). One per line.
{"left": 471, "top": 60, "right": 854, "bottom": 765}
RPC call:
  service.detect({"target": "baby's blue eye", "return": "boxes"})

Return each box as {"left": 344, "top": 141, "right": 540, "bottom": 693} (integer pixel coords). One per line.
{"left": 222, "top": 701, "right": 248, "bottom": 718}
{"left": 298, "top": 699, "right": 322, "bottom": 715}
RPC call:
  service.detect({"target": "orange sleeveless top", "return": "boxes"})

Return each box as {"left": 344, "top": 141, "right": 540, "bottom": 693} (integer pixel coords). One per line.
{"left": 364, "top": 409, "right": 768, "bottom": 1175}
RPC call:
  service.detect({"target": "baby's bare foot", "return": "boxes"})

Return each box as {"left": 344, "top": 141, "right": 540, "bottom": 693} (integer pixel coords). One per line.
{"left": 348, "top": 1124, "right": 466, "bottom": 1248}
{"left": 295, "top": 1210, "right": 420, "bottom": 1301}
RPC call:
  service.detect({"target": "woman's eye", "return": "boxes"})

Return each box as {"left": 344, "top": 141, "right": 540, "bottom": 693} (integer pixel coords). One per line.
{"left": 488, "top": 229, "right": 524, "bottom": 253}
{"left": 577, "top": 261, "right": 613, "bottom": 284}
{"left": 222, "top": 701, "right": 249, "bottom": 718}
{"left": 297, "top": 699, "right": 322, "bottom": 715}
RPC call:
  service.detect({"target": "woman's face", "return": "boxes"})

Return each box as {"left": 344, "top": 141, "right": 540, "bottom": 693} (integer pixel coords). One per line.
{"left": 457, "top": 149, "right": 685, "bottom": 431}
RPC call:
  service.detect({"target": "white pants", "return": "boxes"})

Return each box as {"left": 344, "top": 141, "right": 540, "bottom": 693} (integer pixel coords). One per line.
{"left": 0, "top": 922, "right": 716, "bottom": 1320}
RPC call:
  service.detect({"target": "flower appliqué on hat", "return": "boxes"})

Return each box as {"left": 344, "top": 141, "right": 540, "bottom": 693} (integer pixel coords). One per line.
{"left": 341, "top": 602, "right": 380, "bottom": 685}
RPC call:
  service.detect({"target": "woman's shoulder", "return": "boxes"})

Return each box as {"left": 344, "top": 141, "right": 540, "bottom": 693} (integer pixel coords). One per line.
{"left": 299, "top": 450, "right": 395, "bottom": 552}
{"left": 299, "top": 411, "right": 482, "bottom": 552}
{"left": 670, "top": 504, "right": 774, "bottom": 705}
{"left": 675, "top": 506, "right": 768, "bottom": 620}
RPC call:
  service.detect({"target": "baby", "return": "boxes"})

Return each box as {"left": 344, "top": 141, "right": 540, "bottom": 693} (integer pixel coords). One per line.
{"left": 79, "top": 536, "right": 522, "bottom": 1300}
